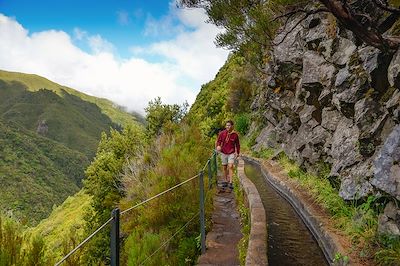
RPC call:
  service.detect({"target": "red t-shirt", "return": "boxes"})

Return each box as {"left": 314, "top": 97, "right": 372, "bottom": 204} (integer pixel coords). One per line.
{"left": 216, "top": 129, "right": 240, "bottom": 155}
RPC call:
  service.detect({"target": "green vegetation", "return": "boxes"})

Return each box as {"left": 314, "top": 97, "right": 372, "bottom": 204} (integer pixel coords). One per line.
{"left": 0, "top": 119, "right": 87, "bottom": 224}
{"left": 120, "top": 124, "right": 213, "bottom": 265}
{"left": 0, "top": 70, "right": 143, "bottom": 127}
{"left": 145, "top": 97, "right": 187, "bottom": 138}
{"left": 0, "top": 215, "right": 48, "bottom": 266}
{"left": 82, "top": 125, "right": 144, "bottom": 264}
{"left": 234, "top": 113, "right": 250, "bottom": 136}
{"left": 1, "top": 79, "right": 114, "bottom": 157}
{"left": 0, "top": 69, "right": 143, "bottom": 223}
{"left": 251, "top": 148, "right": 275, "bottom": 159}
{"left": 0, "top": 95, "right": 214, "bottom": 265}
{"left": 180, "top": 0, "right": 308, "bottom": 66}
{"left": 69, "top": 97, "right": 214, "bottom": 264}
{"left": 188, "top": 54, "right": 256, "bottom": 137}
{"left": 29, "top": 191, "right": 92, "bottom": 261}
{"left": 274, "top": 153, "right": 400, "bottom": 265}
{"left": 0, "top": 69, "right": 145, "bottom": 263}
{"left": 375, "top": 234, "right": 400, "bottom": 266}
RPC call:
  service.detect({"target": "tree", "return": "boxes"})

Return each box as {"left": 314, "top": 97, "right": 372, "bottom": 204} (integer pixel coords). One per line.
{"left": 314, "top": 0, "right": 400, "bottom": 52}
{"left": 179, "top": 0, "right": 308, "bottom": 67}
{"left": 180, "top": 0, "right": 400, "bottom": 53}
{"left": 145, "top": 97, "right": 188, "bottom": 138}
{"left": 82, "top": 125, "right": 144, "bottom": 264}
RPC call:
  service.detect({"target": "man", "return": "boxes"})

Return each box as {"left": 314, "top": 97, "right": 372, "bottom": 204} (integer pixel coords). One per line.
{"left": 215, "top": 120, "right": 240, "bottom": 190}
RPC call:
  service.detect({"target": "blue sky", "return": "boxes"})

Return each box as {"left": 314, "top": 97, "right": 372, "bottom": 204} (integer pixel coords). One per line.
{"left": 0, "top": 0, "right": 179, "bottom": 58}
{"left": 0, "top": 0, "right": 229, "bottom": 113}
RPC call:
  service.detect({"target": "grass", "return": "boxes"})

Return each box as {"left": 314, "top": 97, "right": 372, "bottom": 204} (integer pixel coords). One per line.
{"left": 0, "top": 215, "right": 48, "bottom": 265}
{"left": 274, "top": 153, "right": 400, "bottom": 265}
{"left": 113, "top": 124, "right": 214, "bottom": 265}
{"left": 241, "top": 131, "right": 400, "bottom": 264}
{"left": 374, "top": 234, "right": 400, "bottom": 265}
{"left": 251, "top": 148, "right": 275, "bottom": 159}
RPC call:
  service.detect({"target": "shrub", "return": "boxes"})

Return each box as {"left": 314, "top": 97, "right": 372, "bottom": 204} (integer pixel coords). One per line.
{"left": 234, "top": 113, "right": 250, "bottom": 136}
{"left": 0, "top": 215, "right": 48, "bottom": 265}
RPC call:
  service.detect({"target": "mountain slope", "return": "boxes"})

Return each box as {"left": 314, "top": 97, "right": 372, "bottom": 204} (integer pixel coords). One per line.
{"left": 0, "top": 71, "right": 144, "bottom": 157}
{"left": 0, "top": 69, "right": 144, "bottom": 225}
{"left": 188, "top": 54, "right": 246, "bottom": 136}
{"left": 0, "top": 119, "right": 88, "bottom": 225}
{"left": 29, "top": 190, "right": 92, "bottom": 260}
{"left": 0, "top": 70, "right": 144, "bottom": 126}
{"left": 0, "top": 82, "right": 110, "bottom": 157}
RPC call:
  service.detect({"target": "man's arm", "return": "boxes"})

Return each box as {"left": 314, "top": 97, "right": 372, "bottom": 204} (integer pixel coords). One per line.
{"left": 235, "top": 134, "right": 240, "bottom": 157}
{"left": 215, "top": 132, "right": 223, "bottom": 150}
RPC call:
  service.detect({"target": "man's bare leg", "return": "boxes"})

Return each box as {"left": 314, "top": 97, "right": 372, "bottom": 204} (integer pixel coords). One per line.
{"left": 223, "top": 164, "right": 228, "bottom": 183}
{"left": 228, "top": 163, "right": 234, "bottom": 183}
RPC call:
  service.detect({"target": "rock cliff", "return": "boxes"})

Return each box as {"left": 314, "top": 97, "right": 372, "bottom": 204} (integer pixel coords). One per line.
{"left": 251, "top": 13, "right": 400, "bottom": 234}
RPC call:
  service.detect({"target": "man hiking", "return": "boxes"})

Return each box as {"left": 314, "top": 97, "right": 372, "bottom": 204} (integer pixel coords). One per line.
{"left": 215, "top": 120, "right": 240, "bottom": 191}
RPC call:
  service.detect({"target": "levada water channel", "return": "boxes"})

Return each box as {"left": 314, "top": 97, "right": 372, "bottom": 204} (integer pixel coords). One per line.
{"left": 244, "top": 161, "right": 328, "bottom": 266}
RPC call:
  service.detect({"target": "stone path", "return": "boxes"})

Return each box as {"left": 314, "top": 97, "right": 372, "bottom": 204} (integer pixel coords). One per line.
{"left": 197, "top": 179, "right": 242, "bottom": 266}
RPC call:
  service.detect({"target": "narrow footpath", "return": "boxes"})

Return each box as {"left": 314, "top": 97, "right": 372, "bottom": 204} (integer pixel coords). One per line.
{"left": 197, "top": 178, "right": 242, "bottom": 266}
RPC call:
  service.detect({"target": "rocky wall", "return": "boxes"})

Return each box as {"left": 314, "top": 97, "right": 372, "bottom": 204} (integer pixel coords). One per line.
{"left": 251, "top": 13, "right": 400, "bottom": 235}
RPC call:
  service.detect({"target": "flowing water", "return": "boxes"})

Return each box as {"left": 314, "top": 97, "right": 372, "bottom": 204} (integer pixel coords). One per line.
{"left": 244, "top": 162, "right": 328, "bottom": 266}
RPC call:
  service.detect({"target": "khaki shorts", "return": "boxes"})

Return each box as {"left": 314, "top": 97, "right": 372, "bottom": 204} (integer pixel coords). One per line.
{"left": 220, "top": 153, "right": 235, "bottom": 165}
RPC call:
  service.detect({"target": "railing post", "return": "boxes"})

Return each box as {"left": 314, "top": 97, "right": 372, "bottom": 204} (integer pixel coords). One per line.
{"left": 199, "top": 171, "right": 206, "bottom": 254}
{"left": 207, "top": 159, "right": 212, "bottom": 189}
{"left": 213, "top": 151, "right": 218, "bottom": 186}
{"left": 111, "top": 208, "right": 120, "bottom": 266}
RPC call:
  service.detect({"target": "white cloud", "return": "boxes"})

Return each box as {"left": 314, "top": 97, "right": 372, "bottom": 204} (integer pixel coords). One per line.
{"left": 176, "top": 6, "right": 207, "bottom": 28}
{"left": 0, "top": 8, "right": 229, "bottom": 115}
{"left": 138, "top": 7, "right": 228, "bottom": 83}
{"left": 88, "top": 34, "right": 114, "bottom": 54}
{"left": 144, "top": 14, "right": 184, "bottom": 37}
{"left": 143, "top": 2, "right": 189, "bottom": 37}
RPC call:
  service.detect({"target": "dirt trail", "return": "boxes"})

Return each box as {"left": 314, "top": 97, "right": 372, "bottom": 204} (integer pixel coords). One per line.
{"left": 197, "top": 179, "right": 242, "bottom": 266}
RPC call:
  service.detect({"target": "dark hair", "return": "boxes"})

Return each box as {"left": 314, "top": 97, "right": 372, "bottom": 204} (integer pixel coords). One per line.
{"left": 226, "top": 120, "right": 234, "bottom": 126}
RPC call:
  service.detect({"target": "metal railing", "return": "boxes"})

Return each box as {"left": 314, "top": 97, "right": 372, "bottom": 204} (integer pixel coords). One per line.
{"left": 55, "top": 150, "right": 219, "bottom": 266}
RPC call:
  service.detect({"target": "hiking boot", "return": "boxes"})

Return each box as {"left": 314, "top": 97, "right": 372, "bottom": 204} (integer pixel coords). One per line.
{"left": 221, "top": 181, "right": 228, "bottom": 188}
{"left": 228, "top": 183, "right": 233, "bottom": 190}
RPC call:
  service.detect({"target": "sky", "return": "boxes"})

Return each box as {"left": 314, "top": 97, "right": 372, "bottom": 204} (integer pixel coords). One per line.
{"left": 0, "top": 0, "right": 229, "bottom": 114}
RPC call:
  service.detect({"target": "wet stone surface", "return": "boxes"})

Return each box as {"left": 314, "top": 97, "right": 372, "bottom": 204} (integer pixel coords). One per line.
{"left": 197, "top": 179, "right": 242, "bottom": 266}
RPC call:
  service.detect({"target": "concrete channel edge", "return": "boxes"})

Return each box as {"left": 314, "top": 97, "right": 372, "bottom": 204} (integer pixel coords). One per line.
{"left": 244, "top": 156, "right": 347, "bottom": 266}
{"left": 237, "top": 158, "right": 268, "bottom": 266}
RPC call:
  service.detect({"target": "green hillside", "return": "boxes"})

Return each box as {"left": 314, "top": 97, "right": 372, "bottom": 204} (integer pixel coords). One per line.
{"left": 29, "top": 190, "right": 92, "bottom": 260}
{"left": 0, "top": 119, "right": 88, "bottom": 225}
{"left": 0, "top": 69, "right": 144, "bottom": 225}
{"left": 0, "top": 70, "right": 144, "bottom": 126}
{"left": 188, "top": 54, "right": 252, "bottom": 136}
{"left": 0, "top": 71, "right": 144, "bottom": 157}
